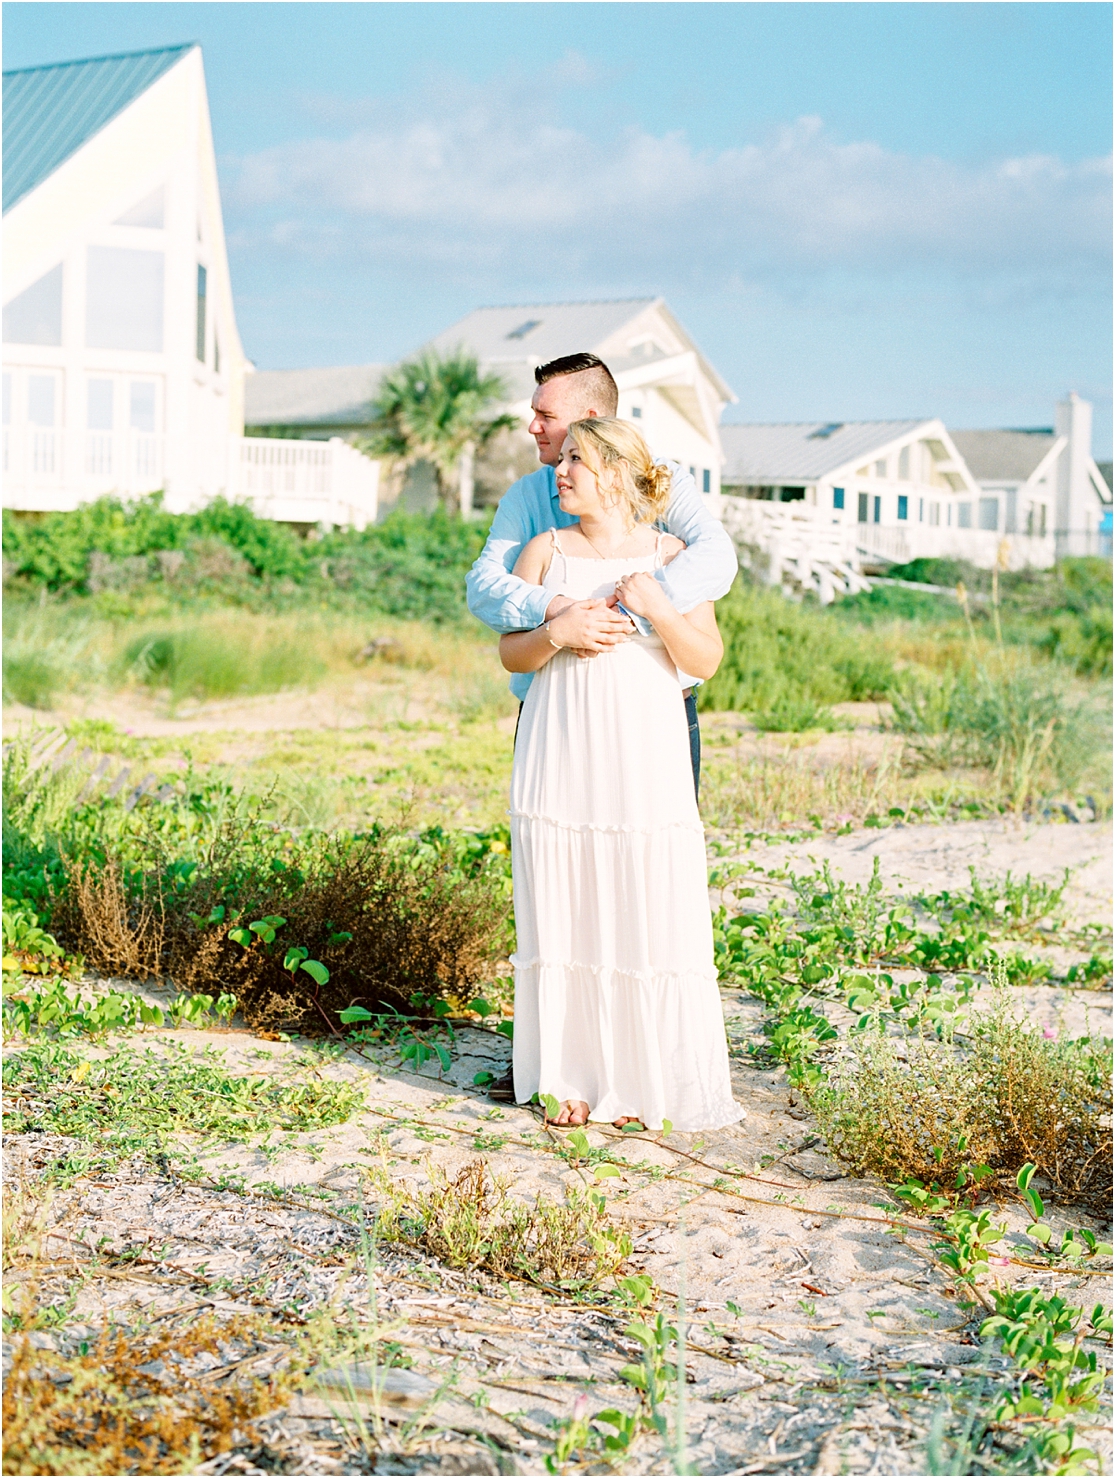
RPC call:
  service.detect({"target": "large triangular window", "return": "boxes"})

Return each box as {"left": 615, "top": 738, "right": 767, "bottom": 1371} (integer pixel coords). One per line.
{"left": 114, "top": 187, "right": 165, "bottom": 229}
{"left": 2, "top": 264, "right": 63, "bottom": 346}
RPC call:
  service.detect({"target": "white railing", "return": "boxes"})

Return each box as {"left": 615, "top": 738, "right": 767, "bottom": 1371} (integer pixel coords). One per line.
{"left": 232, "top": 436, "right": 379, "bottom": 530}
{"left": 3, "top": 427, "right": 164, "bottom": 510}
{"left": 857, "top": 522, "right": 1055, "bottom": 571}
{"left": 715, "top": 493, "right": 1058, "bottom": 587}
{"left": 2, "top": 430, "right": 378, "bottom": 529}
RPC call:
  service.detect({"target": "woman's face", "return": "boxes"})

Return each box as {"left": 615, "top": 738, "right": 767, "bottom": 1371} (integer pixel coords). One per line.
{"left": 555, "top": 437, "right": 607, "bottom": 516}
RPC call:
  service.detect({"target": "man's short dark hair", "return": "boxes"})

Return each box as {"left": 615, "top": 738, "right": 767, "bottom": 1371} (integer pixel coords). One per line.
{"left": 534, "top": 352, "right": 618, "bottom": 416}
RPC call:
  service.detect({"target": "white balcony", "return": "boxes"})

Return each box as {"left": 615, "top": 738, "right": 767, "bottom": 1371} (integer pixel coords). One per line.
{"left": 2, "top": 429, "right": 378, "bottom": 529}
{"left": 231, "top": 436, "right": 379, "bottom": 530}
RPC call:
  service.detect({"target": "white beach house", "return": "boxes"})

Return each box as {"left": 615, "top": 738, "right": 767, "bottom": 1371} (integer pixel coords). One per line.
{"left": 2, "top": 44, "right": 378, "bottom": 529}
{"left": 951, "top": 394, "right": 1112, "bottom": 560}
{"left": 245, "top": 297, "right": 734, "bottom": 511}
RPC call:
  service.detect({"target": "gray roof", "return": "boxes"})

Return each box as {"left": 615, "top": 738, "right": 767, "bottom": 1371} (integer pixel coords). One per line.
{"left": 425, "top": 299, "right": 657, "bottom": 367}
{"left": 244, "top": 364, "right": 386, "bottom": 427}
{"left": 1098, "top": 461, "right": 1112, "bottom": 496}
{"left": 3, "top": 44, "right": 194, "bottom": 213}
{"left": 720, "top": 421, "right": 926, "bottom": 484}
{"left": 949, "top": 429, "right": 1056, "bottom": 483}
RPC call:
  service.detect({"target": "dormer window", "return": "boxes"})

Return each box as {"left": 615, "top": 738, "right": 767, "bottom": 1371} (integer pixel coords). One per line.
{"left": 808, "top": 423, "right": 843, "bottom": 440}
{"left": 506, "top": 319, "right": 541, "bottom": 340}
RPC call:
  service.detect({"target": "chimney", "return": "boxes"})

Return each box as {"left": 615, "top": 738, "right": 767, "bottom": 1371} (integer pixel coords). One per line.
{"left": 1054, "top": 392, "right": 1093, "bottom": 551}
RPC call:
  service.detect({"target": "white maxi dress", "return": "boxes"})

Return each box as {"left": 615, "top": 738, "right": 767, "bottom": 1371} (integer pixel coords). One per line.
{"left": 510, "top": 530, "right": 742, "bottom": 1132}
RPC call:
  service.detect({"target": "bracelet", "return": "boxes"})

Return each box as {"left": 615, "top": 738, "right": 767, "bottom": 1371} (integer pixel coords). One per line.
{"left": 545, "top": 621, "right": 563, "bottom": 650}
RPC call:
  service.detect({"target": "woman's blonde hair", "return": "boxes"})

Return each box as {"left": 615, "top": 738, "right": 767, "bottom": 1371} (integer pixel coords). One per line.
{"left": 567, "top": 417, "right": 673, "bottom": 526}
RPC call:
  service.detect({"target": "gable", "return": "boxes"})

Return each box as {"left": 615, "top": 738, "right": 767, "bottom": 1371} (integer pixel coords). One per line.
{"left": 3, "top": 44, "right": 194, "bottom": 213}
{"left": 949, "top": 429, "right": 1056, "bottom": 482}
{"left": 425, "top": 299, "right": 657, "bottom": 366}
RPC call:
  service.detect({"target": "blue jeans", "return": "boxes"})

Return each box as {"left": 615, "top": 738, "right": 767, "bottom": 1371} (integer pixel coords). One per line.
{"left": 515, "top": 691, "right": 702, "bottom": 800}
{"left": 685, "top": 690, "right": 701, "bottom": 800}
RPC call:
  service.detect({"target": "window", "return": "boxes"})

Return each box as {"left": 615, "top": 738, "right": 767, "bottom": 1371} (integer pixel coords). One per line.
{"left": 978, "top": 497, "right": 999, "bottom": 531}
{"left": 505, "top": 319, "right": 541, "bottom": 340}
{"left": 947, "top": 504, "right": 953, "bottom": 526}
{"left": 196, "top": 265, "right": 207, "bottom": 361}
{"left": 898, "top": 446, "right": 910, "bottom": 480}
{"left": 929, "top": 501, "right": 940, "bottom": 526}
{"left": 957, "top": 502, "right": 972, "bottom": 529}
{"left": 874, "top": 459, "right": 887, "bottom": 478}
{"left": 873, "top": 495, "right": 881, "bottom": 524}
{"left": 808, "top": 422, "right": 844, "bottom": 440}
{"left": 918, "top": 498, "right": 925, "bottom": 522}
{"left": 857, "top": 492, "right": 869, "bottom": 523}
{"left": 631, "top": 405, "right": 642, "bottom": 418}
{"left": 897, "top": 495, "right": 908, "bottom": 521}
{"left": 27, "top": 375, "right": 56, "bottom": 426}
{"left": 86, "top": 247, "right": 163, "bottom": 351}
{"left": 87, "top": 379, "right": 114, "bottom": 430}
{"left": 702, "top": 469, "right": 711, "bottom": 494}
{"left": 3, "top": 264, "right": 63, "bottom": 346}
{"left": 1005, "top": 489, "right": 1018, "bottom": 534}
{"left": 1039, "top": 504, "right": 1047, "bottom": 536}
{"left": 832, "top": 487, "right": 845, "bottom": 510}
{"left": 213, "top": 335, "right": 220, "bottom": 376}
{"left": 114, "top": 186, "right": 165, "bottom": 229}
{"left": 689, "top": 466, "right": 696, "bottom": 479}
{"left": 130, "top": 381, "right": 156, "bottom": 433}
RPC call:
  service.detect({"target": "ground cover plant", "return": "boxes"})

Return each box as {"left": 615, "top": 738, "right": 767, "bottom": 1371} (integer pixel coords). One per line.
{"left": 712, "top": 856, "right": 1113, "bottom": 1204}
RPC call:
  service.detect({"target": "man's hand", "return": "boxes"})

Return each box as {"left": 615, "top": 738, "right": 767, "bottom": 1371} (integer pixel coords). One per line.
{"left": 544, "top": 594, "right": 577, "bottom": 622}
{"left": 548, "top": 598, "right": 634, "bottom": 656}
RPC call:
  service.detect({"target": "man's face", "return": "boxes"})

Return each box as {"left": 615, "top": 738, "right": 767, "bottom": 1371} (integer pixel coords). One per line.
{"left": 527, "top": 375, "right": 597, "bottom": 467}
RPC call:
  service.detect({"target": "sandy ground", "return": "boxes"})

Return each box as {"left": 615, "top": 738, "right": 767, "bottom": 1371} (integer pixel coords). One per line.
{"left": 4, "top": 818, "right": 1111, "bottom": 1474}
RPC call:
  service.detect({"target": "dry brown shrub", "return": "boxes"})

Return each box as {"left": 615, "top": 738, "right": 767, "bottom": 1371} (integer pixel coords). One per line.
{"left": 57, "top": 828, "right": 507, "bottom": 1030}
{"left": 811, "top": 1011, "right": 1112, "bottom": 1208}
{"left": 59, "top": 854, "right": 165, "bottom": 980}
{"left": 1, "top": 1313, "right": 294, "bottom": 1475}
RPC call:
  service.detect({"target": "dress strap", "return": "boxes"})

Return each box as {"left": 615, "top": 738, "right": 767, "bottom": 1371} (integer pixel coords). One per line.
{"left": 654, "top": 530, "right": 666, "bottom": 569}
{"left": 545, "top": 525, "right": 568, "bottom": 584}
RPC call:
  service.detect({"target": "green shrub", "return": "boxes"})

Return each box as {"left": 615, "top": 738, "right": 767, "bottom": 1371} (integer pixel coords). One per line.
{"left": 699, "top": 580, "right": 895, "bottom": 715}
{"left": 888, "top": 657, "right": 1107, "bottom": 807}
{"left": 811, "top": 1011, "right": 1112, "bottom": 1206}
{"left": 3, "top": 497, "right": 489, "bottom": 624}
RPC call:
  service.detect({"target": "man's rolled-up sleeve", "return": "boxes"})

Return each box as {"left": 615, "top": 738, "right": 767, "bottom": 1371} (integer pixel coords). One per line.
{"left": 656, "top": 464, "right": 739, "bottom": 613}
{"left": 466, "top": 481, "right": 552, "bottom": 634}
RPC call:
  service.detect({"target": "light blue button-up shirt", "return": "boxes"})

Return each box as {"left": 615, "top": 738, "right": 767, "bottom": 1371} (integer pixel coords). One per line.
{"left": 466, "top": 461, "right": 739, "bottom": 699}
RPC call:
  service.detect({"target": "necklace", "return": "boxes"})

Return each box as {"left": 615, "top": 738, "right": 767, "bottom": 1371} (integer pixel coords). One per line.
{"left": 579, "top": 524, "right": 631, "bottom": 561}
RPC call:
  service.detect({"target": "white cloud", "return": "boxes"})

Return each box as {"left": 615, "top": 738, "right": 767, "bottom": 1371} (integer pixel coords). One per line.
{"left": 225, "top": 69, "right": 1112, "bottom": 291}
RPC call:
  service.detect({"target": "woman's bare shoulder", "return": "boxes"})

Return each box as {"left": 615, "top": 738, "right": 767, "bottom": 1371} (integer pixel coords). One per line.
{"left": 512, "top": 530, "right": 557, "bottom": 580}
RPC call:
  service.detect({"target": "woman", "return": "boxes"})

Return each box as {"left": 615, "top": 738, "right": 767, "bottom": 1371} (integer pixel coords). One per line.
{"left": 500, "top": 417, "right": 741, "bottom": 1133}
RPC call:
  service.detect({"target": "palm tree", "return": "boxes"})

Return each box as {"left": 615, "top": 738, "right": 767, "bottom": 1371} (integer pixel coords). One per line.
{"left": 361, "top": 349, "right": 516, "bottom": 518}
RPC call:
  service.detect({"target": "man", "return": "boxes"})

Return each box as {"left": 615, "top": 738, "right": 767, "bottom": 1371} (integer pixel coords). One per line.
{"left": 467, "top": 352, "right": 737, "bottom": 1103}
{"left": 467, "top": 350, "right": 738, "bottom": 790}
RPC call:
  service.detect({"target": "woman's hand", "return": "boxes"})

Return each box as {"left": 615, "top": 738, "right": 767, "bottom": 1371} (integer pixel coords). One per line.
{"left": 613, "top": 571, "right": 672, "bottom": 622}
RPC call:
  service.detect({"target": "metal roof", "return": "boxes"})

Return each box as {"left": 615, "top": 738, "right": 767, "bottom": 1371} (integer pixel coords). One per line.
{"left": 720, "top": 420, "right": 927, "bottom": 484}
{"left": 3, "top": 44, "right": 194, "bottom": 213}
{"left": 948, "top": 429, "right": 1056, "bottom": 483}
{"left": 425, "top": 299, "right": 658, "bottom": 366}
{"left": 245, "top": 365, "right": 387, "bottom": 428}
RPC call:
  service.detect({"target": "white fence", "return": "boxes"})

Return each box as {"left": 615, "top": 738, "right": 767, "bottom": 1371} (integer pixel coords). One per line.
{"left": 233, "top": 437, "right": 379, "bottom": 530}
{"left": 715, "top": 495, "right": 1057, "bottom": 594}
{"left": 2, "top": 430, "right": 379, "bottom": 529}
{"left": 2, "top": 427, "right": 164, "bottom": 510}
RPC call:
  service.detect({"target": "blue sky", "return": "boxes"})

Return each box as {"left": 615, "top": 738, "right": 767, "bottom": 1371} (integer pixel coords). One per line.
{"left": 6, "top": 2, "right": 1112, "bottom": 451}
